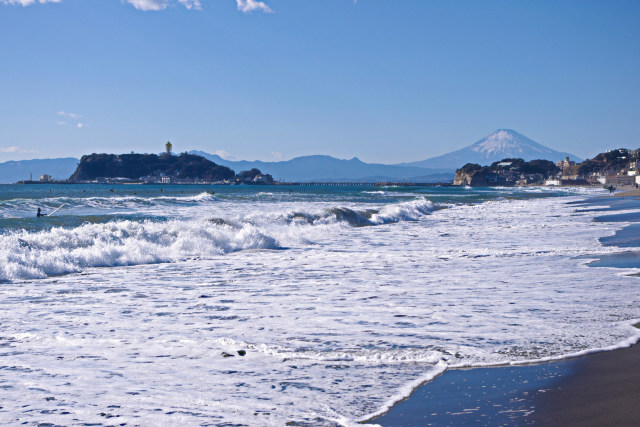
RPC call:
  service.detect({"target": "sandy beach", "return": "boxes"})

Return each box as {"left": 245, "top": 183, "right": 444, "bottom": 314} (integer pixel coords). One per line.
{"left": 369, "top": 340, "right": 640, "bottom": 426}
{"left": 614, "top": 188, "right": 640, "bottom": 198}
{"left": 534, "top": 338, "right": 640, "bottom": 426}
{"left": 370, "top": 191, "right": 640, "bottom": 426}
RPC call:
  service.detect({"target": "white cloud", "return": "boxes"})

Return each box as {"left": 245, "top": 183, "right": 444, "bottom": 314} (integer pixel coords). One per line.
{"left": 236, "top": 0, "right": 272, "bottom": 13}
{"left": 178, "top": 0, "right": 201, "bottom": 10}
{"left": 0, "top": 0, "right": 60, "bottom": 6}
{"left": 124, "top": 0, "right": 201, "bottom": 11}
{"left": 57, "top": 111, "right": 84, "bottom": 128}
{"left": 2, "top": 0, "right": 269, "bottom": 13}
{"left": 0, "top": 0, "right": 201, "bottom": 10}
{"left": 214, "top": 150, "right": 235, "bottom": 160}
{"left": 0, "top": 146, "right": 37, "bottom": 153}
{"left": 124, "top": 0, "right": 168, "bottom": 11}
{"left": 57, "top": 111, "right": 81, "bottom": 119}
{"left": 0, "top": 146, "right": 21, "bottom": 153}
{"left": 270, "top": 151, "right": 283, "bottom": 160}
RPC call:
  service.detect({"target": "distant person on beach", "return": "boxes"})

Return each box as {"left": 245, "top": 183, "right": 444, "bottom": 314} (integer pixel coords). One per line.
{"left": 37, "top": 208, "right": 46, "bottom": 217}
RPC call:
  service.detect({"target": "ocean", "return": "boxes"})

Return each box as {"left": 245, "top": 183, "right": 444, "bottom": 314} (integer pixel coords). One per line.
{"left": 1, "top": 184, "right": 639, "bottom": 426}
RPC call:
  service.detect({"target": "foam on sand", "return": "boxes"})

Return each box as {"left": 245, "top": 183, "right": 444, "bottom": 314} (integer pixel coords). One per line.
{"left": 1, "top": 191, "right": 640, "bottom": 426}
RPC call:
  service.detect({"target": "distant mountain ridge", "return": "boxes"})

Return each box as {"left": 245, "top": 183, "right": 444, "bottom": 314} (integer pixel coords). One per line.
{"left": 189, "top": 151, "right": 452, "bottom": 182}
{"left": 399, "top": 129, "right": 582, "bottom": 170}
{"left": 0, "top": 153, "right": 452, "bottom": 184}
{"left": 0, "top": 129, "right": 579, "bottom": 183}
{"left": 0, "top": 157, "right": 79, "bottom": 184}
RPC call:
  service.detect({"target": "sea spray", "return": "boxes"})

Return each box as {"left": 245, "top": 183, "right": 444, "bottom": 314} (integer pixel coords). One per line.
{"left": 0, "top": 219, "right": 278, "bottom": 281}
{"left": 4, "top": 185, "right": 639, "bottom": 426}
{"left": 0, "top": 197, "right": 436, "bottom": 282}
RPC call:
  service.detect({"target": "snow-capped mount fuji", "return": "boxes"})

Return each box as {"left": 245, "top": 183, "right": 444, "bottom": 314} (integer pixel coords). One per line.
{"left": 399, "top": 129, "right": 582, "bottom": 170}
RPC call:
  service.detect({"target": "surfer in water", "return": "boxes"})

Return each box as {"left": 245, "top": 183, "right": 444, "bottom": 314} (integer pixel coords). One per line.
{"left": 38, "top": 203, "right": 66, "bottom": 217}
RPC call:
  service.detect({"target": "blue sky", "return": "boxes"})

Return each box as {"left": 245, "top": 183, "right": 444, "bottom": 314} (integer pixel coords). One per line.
{"left": 1, "top": 0, "right": 639, "bottom": 163}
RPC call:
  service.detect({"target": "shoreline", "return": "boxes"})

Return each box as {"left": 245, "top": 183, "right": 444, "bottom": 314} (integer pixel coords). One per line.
{"left": 612, "top": 188, "right": 640, "bottom": 198}
{"left": 367, "top": 192, "right": 640, "bottom": 426}
{"left": 366, "top": 332, "right": 640, "bottom": 426}
{"left": 533, "top": 334, "right": 640, "bottom": 426}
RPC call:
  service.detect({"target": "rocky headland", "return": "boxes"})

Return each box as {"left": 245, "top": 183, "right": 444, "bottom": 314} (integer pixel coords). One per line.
{"left": 69, "top": 153, "right": 273, "bottom": 184}
{"left": 455, "top": 148, "right": 640, "bottom": 187}
{"left": 453, "top": 158, "right": 559, "bottom": 186}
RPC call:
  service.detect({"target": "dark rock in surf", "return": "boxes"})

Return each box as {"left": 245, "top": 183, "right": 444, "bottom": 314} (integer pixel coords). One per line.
{"left": 236, "top": 168, "right": 274, "bottom": 184}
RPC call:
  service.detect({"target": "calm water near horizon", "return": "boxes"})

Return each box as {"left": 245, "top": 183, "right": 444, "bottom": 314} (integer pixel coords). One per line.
{"left": 1, "top": 183, "right": 639, "bottom": 425}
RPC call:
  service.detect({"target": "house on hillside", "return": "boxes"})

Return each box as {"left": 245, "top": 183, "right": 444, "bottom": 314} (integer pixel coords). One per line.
{"left": 556, "top": 157, "right": 576, "bottom": 171}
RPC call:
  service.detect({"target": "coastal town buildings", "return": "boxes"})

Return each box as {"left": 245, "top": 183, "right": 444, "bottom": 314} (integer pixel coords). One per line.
{"left": 597, "top": 175, "right": 636, "bottom": 186}
{"left": 456, "top": 148, "right": 640, "bottom": 187}
{"left": 556, "top": 156, "right": 576, "bottom": 171}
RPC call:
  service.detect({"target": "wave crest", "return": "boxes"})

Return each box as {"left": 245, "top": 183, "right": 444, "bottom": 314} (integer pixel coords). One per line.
{"left": 286, "top": 198, "right": 434, "bottom": 227}
{"left": 1, "top": 198, "right": 435, "bottom": 282}
{"left": 0, "top": 219, "right": 278, "bottom": 282}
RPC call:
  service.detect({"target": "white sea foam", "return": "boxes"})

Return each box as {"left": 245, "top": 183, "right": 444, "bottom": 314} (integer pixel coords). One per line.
{"left": 0, "top": 198, "right": 437, "bottom": 282}
{"left": 1, "top": 191, "right": 640, "bottom": 426}
{"left": 0, "top": 219, "right": 278, "bottom": 282}
{"left": 371, "top": 197, "right": 434, "bottom": 223}
{"left": 0, "top": 192, "right": 219, "bottom": 219}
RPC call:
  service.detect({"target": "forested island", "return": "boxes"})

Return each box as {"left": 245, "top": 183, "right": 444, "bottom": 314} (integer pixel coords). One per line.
{"left": 68, "top": 151, "right": 274, "bottom": 185}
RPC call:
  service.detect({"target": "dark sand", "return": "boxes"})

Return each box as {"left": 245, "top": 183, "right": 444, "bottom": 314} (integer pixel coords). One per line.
{"left": 538, "top": 191, "right": 640, "bottom": 426}
{"left": 367, "top": 358, "right": 578, "bottom": 426}
{"left": 613, "top": 189, "right": 640, "bottom": 198}
{"left": 368, "top": 342, "right": 640, "bottom": 426}
{"left": 534, "top": 342, "right": 640, "bottom": 426}
{"left": 368, "top": 193, "right": 640, "bottom": 426}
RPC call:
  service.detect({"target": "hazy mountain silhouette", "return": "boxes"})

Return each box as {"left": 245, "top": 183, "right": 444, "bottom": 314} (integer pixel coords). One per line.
{"left": 0, "top": 158, "right": 79, "bottom": 183}
{"left": 189, "top": 151, "right": 452, "bottom": 182}
{"left": 0, "top": 131, "right": 576, "bottom": 184}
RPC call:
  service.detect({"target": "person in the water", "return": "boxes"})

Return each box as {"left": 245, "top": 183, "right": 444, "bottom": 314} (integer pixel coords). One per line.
{"left": 37, "top": 208, "right": 47, "bottom": 217}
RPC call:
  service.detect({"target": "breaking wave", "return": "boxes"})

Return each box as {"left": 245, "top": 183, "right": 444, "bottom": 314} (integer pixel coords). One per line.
{"left": 0, "top": 198, "right": 435, "bottom": 282}
{"left": 285, "top": 198, "right": 435, "bottom": 227}
{"left": 0, "top": 220, "right": 277, "bottom": 282}
{"left": 0, "top": 192, "right": 218, "bottom": 218}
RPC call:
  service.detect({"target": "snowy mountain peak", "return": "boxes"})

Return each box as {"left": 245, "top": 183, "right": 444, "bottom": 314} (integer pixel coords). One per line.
{"left": 399, "top": 129, "right": 582, "bottom": 170}
{"left": 470, "top": 129, "right": 548, "bottom": 156}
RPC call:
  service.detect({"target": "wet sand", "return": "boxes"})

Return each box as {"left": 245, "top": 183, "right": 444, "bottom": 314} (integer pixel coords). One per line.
{"left": 368, "top": 342, "right": 640, "bottom": 426}
{"left": 539, "top": 189, "right": 640, "bottom": 426}
{"left": 609, "top": 189, "right": 640, "bottom": 198}
{"left": 367, "top": 358, "right": 578, "bottom": 426}
{"left": 534, "top": 341, "right": 640, "bottom": 426}
{"left": 369, "top": 192, "right": 640, "bottom": 426}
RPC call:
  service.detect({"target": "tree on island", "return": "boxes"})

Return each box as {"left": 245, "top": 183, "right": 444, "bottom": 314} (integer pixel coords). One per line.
{"left": 165, "top": 141, "right": 173, "bottom": 156}
{"left": 69, "top": 152, "right": 236, "bottom": 182}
